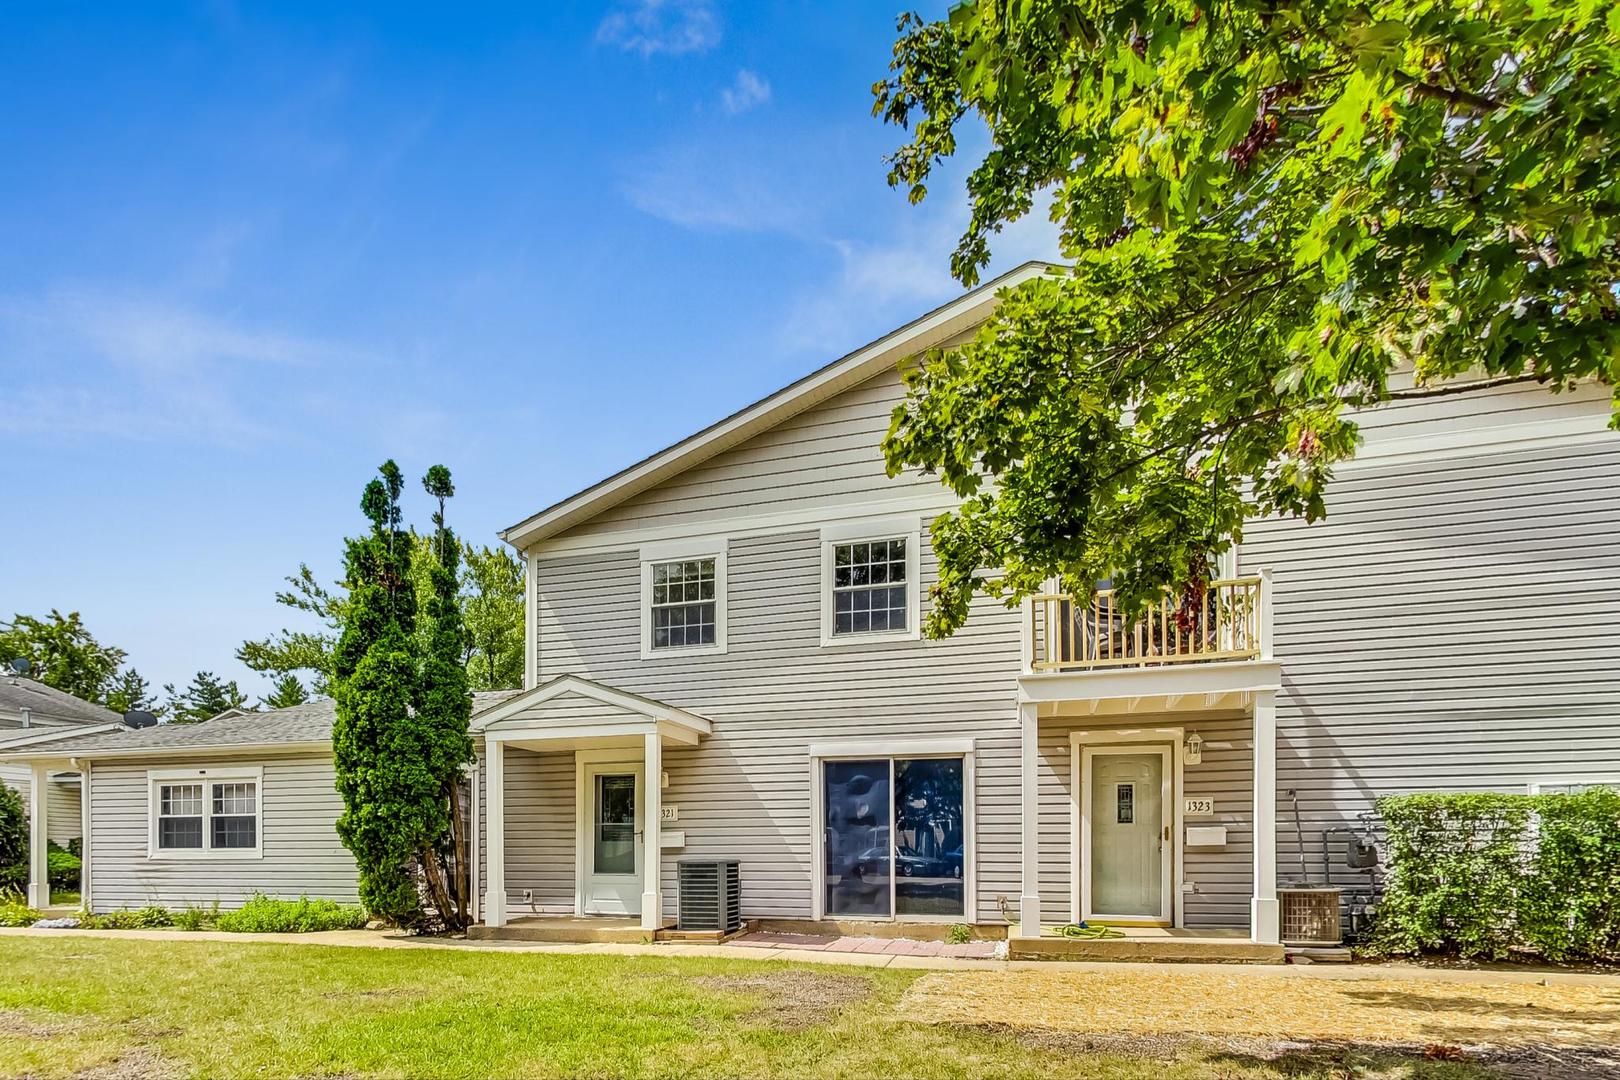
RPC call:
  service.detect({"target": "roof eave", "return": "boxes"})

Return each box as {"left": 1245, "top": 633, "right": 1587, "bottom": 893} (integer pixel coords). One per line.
{"left": 500, "top": 260, "right": 1058, "bottom": 551}
{"left": 0, "top": 739, "right": 333, "bottom": 764}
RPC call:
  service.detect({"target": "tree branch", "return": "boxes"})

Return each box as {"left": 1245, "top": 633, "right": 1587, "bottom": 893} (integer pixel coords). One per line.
{"left": 1382, "top": 372, "right": 1545, "bottom": 401}
{"left": 1391, "top": 70, "right": 1502, "bottom": 115}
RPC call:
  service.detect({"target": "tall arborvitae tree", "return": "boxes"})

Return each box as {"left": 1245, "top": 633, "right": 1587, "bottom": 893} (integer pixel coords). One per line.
{"left": 417, "top": 465, "right": 475, "bottom": 929}
{"left": 331, "top": 461, "right": 424, "bottom": 923}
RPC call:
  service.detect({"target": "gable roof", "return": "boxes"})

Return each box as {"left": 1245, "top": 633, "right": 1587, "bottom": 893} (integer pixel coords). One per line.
{"left": 0, "top": 676, "right": 121, "bottom": 726}
{"left": 0, "top": 689, "right": 524, "bottom": 762}
{"left": 469, "top": 674, "right": 712, "bottom": 737}
{"left": 499, "top": 261, "right": 1058, "bottom": 551}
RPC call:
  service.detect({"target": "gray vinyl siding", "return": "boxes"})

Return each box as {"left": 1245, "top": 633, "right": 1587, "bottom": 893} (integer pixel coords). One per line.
{"left": 476, "top": 745, "right": 575, "bottom": 915}
{"left": 46, "top": 778, "right": 80, "bottom": 846}
{"left": 565, "top": 370, "right": 942, "bottom": 539}
{"left": 1034, "top": 714, "right": 1254, "bottom": 928}
{"left": 536, "top": 525, "right": 1025, "bottom": 924}
{"left": 1241, "top": 420, "right": 1620, "bottom": 891}
{"left": 85, "top": 753, "right": 358, "bottom": 912}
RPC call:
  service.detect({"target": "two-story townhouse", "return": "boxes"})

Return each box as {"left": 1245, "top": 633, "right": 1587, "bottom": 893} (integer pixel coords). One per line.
{"left": 10, "top": 262, "right": 1616, "bottom": 950}
{"left": 469, "top": 260, "right": 1620, "bottom": 952}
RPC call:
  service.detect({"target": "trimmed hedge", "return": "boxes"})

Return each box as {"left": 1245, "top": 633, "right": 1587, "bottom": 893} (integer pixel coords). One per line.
{"left": 213, "top": 894, "right": 368, "bottom": 934}
{"left": 1374, "top": 789, "right": 1620, "bottom": 962}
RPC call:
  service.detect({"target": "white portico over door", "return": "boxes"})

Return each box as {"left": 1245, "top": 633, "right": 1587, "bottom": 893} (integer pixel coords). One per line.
{"left": 472, "top": 675, "right": 713, "bottom": 932}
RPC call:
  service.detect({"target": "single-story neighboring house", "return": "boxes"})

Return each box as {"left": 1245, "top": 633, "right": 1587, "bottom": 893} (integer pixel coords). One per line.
{"left": 0, "top": 675, "right": 123, "bottom": 865}
{"left": 0, "top": 691, "right": 518, "bottom": 912}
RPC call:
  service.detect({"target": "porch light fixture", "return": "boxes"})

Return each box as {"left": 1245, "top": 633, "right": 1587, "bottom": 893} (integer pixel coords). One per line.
{"left": 1185, "top": 732, "right": 1204, "bottom": 766}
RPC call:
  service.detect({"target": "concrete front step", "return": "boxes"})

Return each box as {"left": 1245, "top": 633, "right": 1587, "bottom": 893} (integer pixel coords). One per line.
{"left": 1009, "top": 935, "right": 1285, "bottom": 964}
{"left": 468, "top": 919, "right": 658, "bottom": 945}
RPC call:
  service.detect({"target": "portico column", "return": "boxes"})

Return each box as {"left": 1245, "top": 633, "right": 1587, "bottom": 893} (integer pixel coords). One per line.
{"left": 27, "top": 764, "right": 49, "bottom": 910}
{"left": 485, "top": 739, "right": 507, "bottom": 928}
{"left": 641, "top": 728, "right": 663, "bottom": 931}
{"left": 1251, "top": 690, "right": 1280, "bottom": 944}
{"left": 1018, "top": 701, "right": 1041, "bottom": 937}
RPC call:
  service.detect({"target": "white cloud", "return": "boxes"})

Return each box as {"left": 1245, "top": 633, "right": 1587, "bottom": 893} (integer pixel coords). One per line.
{"left": 720, "top": 69, "right": 771, "bottom": 115}
{"left": 596, "top": 0, "right": 720, "bottom": 57}
{"left": 0, "top": 289, "right": 372, "bottom": 445}
{"left": 621, "top": 141, "right": 815, "bottom": 234}
{"left": 780, "top": 199, "right": 1064, "bottom": 354}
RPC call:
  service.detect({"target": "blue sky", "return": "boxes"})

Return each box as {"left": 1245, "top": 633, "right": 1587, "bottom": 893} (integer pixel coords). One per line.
{"left": 1, "top": 1, "right": 1057, "bottom": 699}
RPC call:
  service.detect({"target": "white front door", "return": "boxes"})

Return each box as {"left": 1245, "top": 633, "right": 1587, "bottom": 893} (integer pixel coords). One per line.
{"left": 1082, "top": 746, "right": 1172, "bottom": 923}
{"left": 583, "top": 764, "right": 643, "bottom": 916}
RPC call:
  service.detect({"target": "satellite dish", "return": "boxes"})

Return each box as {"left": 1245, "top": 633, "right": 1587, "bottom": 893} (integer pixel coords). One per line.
{"left": 6, "top": 658, "right": 28, "bottom": 676}
{"left": 122, "top": 710, "right": 158, "bottom": 729}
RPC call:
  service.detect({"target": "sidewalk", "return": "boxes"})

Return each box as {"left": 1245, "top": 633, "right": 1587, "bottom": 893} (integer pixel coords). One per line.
{"left": 3, "top": 924, "right": 1615, "bottom": 986}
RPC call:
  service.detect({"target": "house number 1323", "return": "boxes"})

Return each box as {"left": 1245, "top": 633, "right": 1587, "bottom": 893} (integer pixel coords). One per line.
{"left": 1183, "top": 798, "right": 1215, "bottom": 817}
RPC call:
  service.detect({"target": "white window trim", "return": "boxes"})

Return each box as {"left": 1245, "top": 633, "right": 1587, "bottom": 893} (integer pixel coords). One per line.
{"left": 147, "top": 765, "right": 264, "bottom": 861}
{"left": 639, "top": 538, "right": 728, "bottom": 660}
{"left": 807, "top": 736, "right": 976, "bottom": 924}
{"left": 1527, "top": 775, "right": 1620, "bottom": 795}
{"left": 819, "top": 518, "right": 922, "bottom": 648}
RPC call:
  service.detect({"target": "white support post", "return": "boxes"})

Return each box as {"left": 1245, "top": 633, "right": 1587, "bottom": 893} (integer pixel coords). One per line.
{"left": 468, "top": 759, "right": 480, "bottom": 924}
{"left": 485, "top": 739, "right": 507, "bottom": 928}
{"left": 79, "top": 761, "right": 91, "bottom": 912}
{"left": 27, "top": 765, "right": 49, "bottom": 910}
{"left": 1251, "top": 690, "right": 1280, "bottom": 944}
{"left": 1259, "top": 567, "right": 1275, "bottom": 661}
{"left": 1020, "top": 596, "right": 1035, "bottom": 675}
{"left": 1018, "top": 701, "right": 1041, "bottom": 937}
{"left": 641, "top": 729, "right": 663, "bottom": 931}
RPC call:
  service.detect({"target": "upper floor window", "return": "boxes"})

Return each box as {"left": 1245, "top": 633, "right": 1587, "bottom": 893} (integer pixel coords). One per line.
{"left": 651, "top": 558, "right": 716, "bottom": 649}
{"left": 149, "top": 768, "right": 262, "bottom": 859}
{"left": 832, "top": 539, "right": 908, "bottom": 635}
{"left": 640, "top": 540, "right": 728, "bottom": 658}
{"left": 820, "top": 519, "right": 921, "bottom": 646}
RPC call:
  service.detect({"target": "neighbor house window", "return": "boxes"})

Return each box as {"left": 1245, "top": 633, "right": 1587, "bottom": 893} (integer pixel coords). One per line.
{"left": 640, "top": 540, "right": 727, "bottom": 658}
{"left": 819, "top": 521, "right": 921, "bottom": 646}
{"left": 149, "top": 769, "right": 262, "bottom": 858}
{"left": 1528, "top": 779, "right": 1620, "bottom": 795}
{"left": 157, "top": 783, "right": 205, "bottom": 850}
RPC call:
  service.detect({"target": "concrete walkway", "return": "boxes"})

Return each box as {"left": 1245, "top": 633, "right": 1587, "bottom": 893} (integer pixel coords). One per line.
{"left": 3, "top": 924, "right": 1616, "bottom": 986}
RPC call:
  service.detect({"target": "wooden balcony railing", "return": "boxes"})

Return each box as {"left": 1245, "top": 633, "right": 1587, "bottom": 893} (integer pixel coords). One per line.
{"left": 1025, "top": 575, "right": 1268, "bottom": 672}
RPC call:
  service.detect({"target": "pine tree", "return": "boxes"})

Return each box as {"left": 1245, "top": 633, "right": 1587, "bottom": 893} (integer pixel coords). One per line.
{"left": 416, "top": 465, "right": 474, "bottom": 929}
{"left": 163, "top": 671, "right": 250, "bottom": 724}
{"left": 331, "top": 461, "right": 424, "bottom": 924}
{"left": 261, "top": 673, "right": 310, "bottom": 710}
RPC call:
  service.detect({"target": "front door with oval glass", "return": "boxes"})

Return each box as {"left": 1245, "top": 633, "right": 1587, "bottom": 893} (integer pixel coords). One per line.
{"left": 1082, "top": 746, "right": 1172, "bottom": 923}
{"left": 583, "top": 765, "right": 643, "bottom": 916}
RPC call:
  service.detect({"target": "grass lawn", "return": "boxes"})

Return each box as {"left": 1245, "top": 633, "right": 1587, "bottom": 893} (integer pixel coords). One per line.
{"left": 0, "top": 936, "right": 1496, "bottom": 1079}
{"left": 47, "top": 890, "right": 79, "bottom": 908}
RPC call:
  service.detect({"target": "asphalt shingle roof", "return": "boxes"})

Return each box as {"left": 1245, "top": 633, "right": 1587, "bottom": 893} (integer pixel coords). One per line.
{"left": 0, "top": 689, "right": 522, "bottom": 759}
{"left": 0, "top": 677, "right": 121, "bottom": 726}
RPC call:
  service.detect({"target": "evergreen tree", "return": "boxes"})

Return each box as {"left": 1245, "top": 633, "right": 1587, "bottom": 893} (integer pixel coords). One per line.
{"left": 416, "top": 465, "right": 475, "bottom": 929}
{"left": 331, "top": 462, "right": 429, "bottom": 925}
{"left": 104, "top": 669, "right": 156, "bottom": 714}
{"left": 163, "top": 671, "right": 250, "bottom": 724}
{"left": 0, "top": 611, "right": 153, "bottom": 713}
{"left": 261, "top": 673, "right": 310, "bottom": 710}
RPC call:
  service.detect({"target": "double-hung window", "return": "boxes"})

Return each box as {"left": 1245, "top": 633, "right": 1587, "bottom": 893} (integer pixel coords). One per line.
{"left": 640, "top": 540, "right": 727, "bottom": 657}
{"left": 149, "top": 768, "right": 262, "bottom": 858}
{"left": 820, "top": 520, "right": 921, "bottom": 646}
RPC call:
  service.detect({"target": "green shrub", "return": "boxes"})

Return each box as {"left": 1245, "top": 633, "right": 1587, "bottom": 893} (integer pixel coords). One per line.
{"left": 0, "top": 785, "right": 25, "bottom": 892}
{"left": 47, "top": 843, "right": 80, "bottom": 891}
{"left": 79, "top": 905, "right": 174, "bottom": 930}
{"left": 173, "top": 902, "right": 220, "bottom": 931}
{"left": 1373, "top": 791, "right": 1620, "bottom": 963}
{"left": 0, "top": 899, "right": 42, "bottom": 927}
{"left": 213, "top": 894, "right": 367, "bottom": 934}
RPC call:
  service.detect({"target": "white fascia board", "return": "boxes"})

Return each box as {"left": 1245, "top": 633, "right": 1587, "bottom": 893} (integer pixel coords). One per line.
{"left": 500, "top": 261, "right": 1057, "bottom": 551}
{"left": 0, "top": 740, "right": 332, "bottom": 765}
{"left": 1018, "top": 660, "right": 1283, "bottom": 704}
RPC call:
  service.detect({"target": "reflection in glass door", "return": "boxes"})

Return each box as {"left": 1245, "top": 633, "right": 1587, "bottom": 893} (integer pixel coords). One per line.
{"left": 594, "top": 774, "right": 637, "bottom": 874}
{"left": 822, "top": 756, "right": 966, "bottom": 919}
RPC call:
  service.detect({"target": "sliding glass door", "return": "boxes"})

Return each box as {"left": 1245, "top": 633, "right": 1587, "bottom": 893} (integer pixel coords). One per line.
{"left": 823, "top": 756, "right": 966, "bottom": 919}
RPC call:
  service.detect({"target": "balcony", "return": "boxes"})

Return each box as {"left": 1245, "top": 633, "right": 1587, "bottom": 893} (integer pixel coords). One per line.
{"left": 1024, "top": 573, "right": 1270, "bottom": 674}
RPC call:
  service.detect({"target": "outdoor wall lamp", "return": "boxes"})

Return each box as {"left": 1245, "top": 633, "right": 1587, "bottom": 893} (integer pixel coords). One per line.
{"left": 1185, "top": 732, "right": 1204, "bottom": 766}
